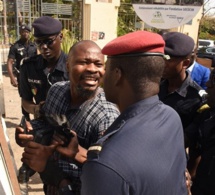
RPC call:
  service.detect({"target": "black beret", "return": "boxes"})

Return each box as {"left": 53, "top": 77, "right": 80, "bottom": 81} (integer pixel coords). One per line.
{"left": 162, "top": 32, "right": 194, "bottom": 57}
{"left": 19, "top": 24, "right": 31, "bottom": 32}
{"left": 32, "top": 16, "right": 62, "bottom": 37}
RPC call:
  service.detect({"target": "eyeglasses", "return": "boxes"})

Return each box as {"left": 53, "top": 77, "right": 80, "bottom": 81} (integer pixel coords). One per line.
{"left": 35, "top": 35, "right": 58, "bottom": 47}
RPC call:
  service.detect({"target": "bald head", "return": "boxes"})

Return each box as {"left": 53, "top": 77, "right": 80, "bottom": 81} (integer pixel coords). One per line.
{"left": 68, "top": 40, "right": 102, "bottom": 60}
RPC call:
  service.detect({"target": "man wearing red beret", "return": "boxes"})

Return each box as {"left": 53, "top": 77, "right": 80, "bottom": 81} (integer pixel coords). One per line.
{"left": 81, "top": 31, "right": 188, "bottom": 195}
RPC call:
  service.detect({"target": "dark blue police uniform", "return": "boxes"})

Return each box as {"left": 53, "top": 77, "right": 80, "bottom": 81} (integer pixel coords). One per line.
{"left": 159, "top": 71, "right": 204, "bottom": 129}
{"left": 8, "top": 39, "right": 37, "bottom": 70}
{"left": 185, "top": 108, "right": 215, "bottom": 195}
{"left": 19, "top": 52, "right": 68, "bottom": 104}
{"left": 8, "top": 38, "right": 37, "bottom": 120}
{"left": 81, "top": 96, "right": 187, "bottom": 195}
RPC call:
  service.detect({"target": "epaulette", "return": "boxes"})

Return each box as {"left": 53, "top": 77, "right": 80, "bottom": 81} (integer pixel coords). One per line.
{"left": 87, "top": 143, "right": 103, "bottom": 160}
{"left": 197, "top": 104, "right": 210, "bottom": 113}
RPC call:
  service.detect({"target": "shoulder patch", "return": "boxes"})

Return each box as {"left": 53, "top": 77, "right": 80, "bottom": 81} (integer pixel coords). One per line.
{"left": 87, "top": 144, "right": 103, "bottom": 160}
{"left": 197, "top": 104, "right": 210, "bottom": 113}
{"left": 88, "top": 145, "right": 102, "bottom": 152}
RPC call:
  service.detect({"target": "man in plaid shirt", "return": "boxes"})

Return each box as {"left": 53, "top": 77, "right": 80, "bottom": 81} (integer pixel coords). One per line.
{"left": 16, "top": 40, "right": 120, "bottom": 194}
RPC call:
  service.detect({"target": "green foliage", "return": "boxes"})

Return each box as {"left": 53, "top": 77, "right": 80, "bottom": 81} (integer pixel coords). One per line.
{"left": 117, "top": 1, "right": 137, "bottom": 36}
{"left": 8, "top": 29, "right": 16, "bottom": 44}
{"left": 61, "top": 29, "right": 77, "bottom": 54}
{"left": 199, "top": 17, "right": 215, "bottom": 40}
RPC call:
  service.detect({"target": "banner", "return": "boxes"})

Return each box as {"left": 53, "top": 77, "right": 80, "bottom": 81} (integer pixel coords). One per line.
{"left": 132, "top": 0, "right": 203, "bottom": 29}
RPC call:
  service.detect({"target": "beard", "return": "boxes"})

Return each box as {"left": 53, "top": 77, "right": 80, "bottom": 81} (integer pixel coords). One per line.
{"left": 76, "top": 84, "right": 97, "bottom": 99}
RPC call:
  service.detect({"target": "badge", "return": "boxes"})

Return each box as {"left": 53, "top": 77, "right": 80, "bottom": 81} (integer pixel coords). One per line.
{"left": 31, "top": 87, "right": 37, "bottom": 96}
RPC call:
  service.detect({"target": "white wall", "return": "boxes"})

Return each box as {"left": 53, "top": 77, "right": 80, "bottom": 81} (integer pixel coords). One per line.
{"left": 83, "top": 0, "right": 120, "bottom": 49}
{"left": 177, "top": 6, "right": 203, "bottom": 44}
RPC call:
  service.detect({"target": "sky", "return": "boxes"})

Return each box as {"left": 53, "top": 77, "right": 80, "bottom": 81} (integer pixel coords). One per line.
{"left": 204, "top": 0, "right": 215, "bottom": 15}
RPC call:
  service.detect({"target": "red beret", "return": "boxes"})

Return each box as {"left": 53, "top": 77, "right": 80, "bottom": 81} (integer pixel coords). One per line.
{"left": 102, "top": 31, "right": 165, "bottom": 57}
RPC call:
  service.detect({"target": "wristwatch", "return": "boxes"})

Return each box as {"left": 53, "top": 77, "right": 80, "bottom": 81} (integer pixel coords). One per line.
{"left": 58, "top": 184, "right": 73, "bottom": 195}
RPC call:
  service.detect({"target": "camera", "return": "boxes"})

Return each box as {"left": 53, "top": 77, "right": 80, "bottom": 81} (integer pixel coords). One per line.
{"left": 45, "top": 114, "right": 73, "bottom": 147}
{"left": 53, "top": 123, "right": 73, "bottom": 147}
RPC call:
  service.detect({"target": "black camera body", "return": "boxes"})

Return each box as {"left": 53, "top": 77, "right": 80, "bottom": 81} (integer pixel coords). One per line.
{"left": 18, "top": 115, "right": 73, "bottom": 185}
{"left": 53, "top": 123, "right": 73, "bottom": 147}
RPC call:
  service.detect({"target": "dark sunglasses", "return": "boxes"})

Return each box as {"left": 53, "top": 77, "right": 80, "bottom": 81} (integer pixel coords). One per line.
{"left": 35, "top": 34, "right": 58, "bottom": 47}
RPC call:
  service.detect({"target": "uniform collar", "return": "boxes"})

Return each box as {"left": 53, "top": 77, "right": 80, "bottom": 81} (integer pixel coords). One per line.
{"left": 175, "top": 71, "right": 192, "bottom": 97}
{"left": 17, "top": 39, "right": 34, "bottom": 46}
{"left": 161, "top": 71, "right": 192, "bottom": 97}
{"left": 104, "top": 95, "right": 160, "bottom": 135}
{"left": 37, "top": 51, "right": 67, "bottom": 71}
{"left": 54, "top": 51, "right": 67, "bottom": 72}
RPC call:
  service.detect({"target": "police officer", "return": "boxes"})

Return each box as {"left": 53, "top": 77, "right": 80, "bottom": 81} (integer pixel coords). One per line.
{"left": 7, "top": 24, "right": 37, "bottom": 120}
{"left": 81, "top": 31, "right": 188, "bottom": 194}
{"left": 159, "top": 32, "right": 205, "bottom": 129}
{"left": 185, "top": 68, "right": 215, "bottom": 195}
{"left": 19, "top": 16, "right": 68, "bottom": 118}
{"left": 16, "top": 16, "right": 69, "bottom": 193}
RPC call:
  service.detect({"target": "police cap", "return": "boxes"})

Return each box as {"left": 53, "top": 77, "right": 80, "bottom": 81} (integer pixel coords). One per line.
{"left": 19, "top": 24, "right": 31, "bottom": 32}
{"left": 102, "top": 31, "right": 165, "bottom": 58}
{"left": 32, "top": 16, "right": 62, "bottom": 37}
{"left": 162, "top": 32, "right": 194, "bottom": 57}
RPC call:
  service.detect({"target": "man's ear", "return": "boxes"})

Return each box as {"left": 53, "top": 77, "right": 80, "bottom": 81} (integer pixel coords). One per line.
{"left": 183, "top": 58, "right": 191, "bottom": 69}
{"left": 59, "top": 33, "right": 63, "bottom": 42}
{"left": 114, "top": 68, "right": 122, "bottom": 86}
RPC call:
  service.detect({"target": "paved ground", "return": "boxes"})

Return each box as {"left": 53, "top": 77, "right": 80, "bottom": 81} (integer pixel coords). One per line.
{"left": 3, "top": 73, "right": 44, "bottom": 195}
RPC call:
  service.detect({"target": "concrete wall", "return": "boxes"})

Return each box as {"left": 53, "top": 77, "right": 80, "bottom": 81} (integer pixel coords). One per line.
{"left": 83, "top": 0, "right": 120, "bottom": 49}
{"left": 0, "top": 49, "right": 5, "bottom": 116}
{"left": 177, "top": 6, "right": 203, "bottom": 44}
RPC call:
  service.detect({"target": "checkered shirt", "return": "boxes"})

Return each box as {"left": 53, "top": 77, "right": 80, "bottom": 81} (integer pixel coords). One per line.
{"left": 40, "top": 81, "right": 120, "bottom": 192}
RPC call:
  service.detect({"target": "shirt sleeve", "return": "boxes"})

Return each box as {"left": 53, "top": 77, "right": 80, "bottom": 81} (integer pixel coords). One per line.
{"left": 8, "top": 45, "right": 16, "bottom": 59}
{"left": 201, "top": 67, "right": 210, "bottom": 90}
{"left": 19, "top": 63, "right": 33, "bottom": 100}
{"left": 81, "top": 161, "right": 129, "bottom": 195}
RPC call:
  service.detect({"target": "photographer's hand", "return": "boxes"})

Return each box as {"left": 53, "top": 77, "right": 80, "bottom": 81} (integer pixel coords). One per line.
{"left": 15, "top": 120, "right": 34, "bottom": 147}
{"left": 21, "top": 141, "right": 58, "bottom": 172}
{"left": 53, "top": 130, "right": 81, "bottom": 161}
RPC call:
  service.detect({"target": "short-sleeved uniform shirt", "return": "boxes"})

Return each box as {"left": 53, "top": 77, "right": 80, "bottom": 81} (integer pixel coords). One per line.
{"left": 19, "top": 52, "right": 68, "bottom": 104}
{"left": 8, "top": 39, "right": 37, "bottom": 69}
{"left": 159, "top": 72, "right": 204, "bottom": 129}
{"left": 31, "top": 82, "right": 120, "bottom": 193}
{"left": 81, "top": 95, "right": 187, "bottom": 195}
